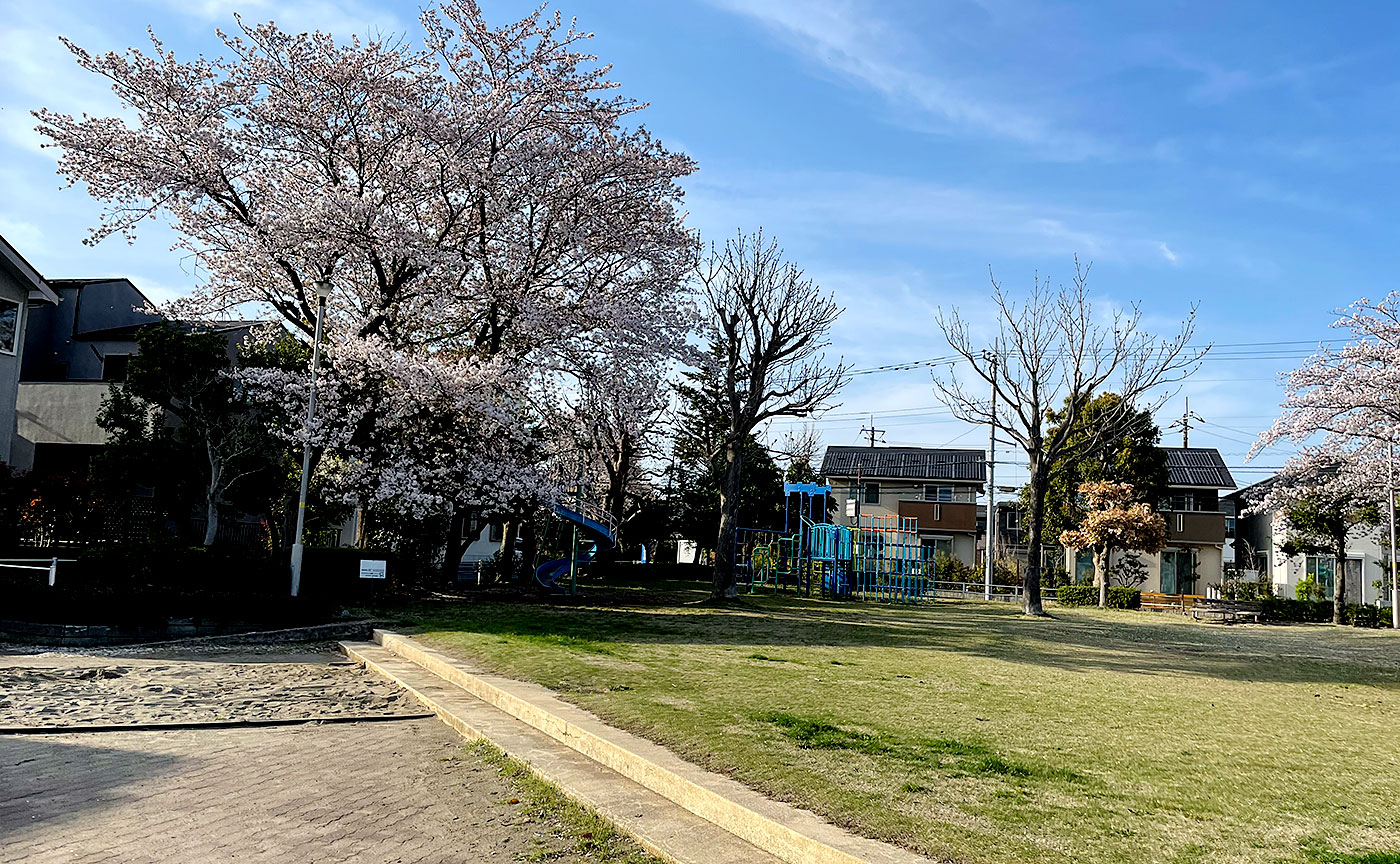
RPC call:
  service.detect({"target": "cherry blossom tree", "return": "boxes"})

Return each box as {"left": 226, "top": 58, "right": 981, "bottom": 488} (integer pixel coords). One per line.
{"left": 1059, "top": 480, "right": 1166, "bottom": 608}
{"left": 1251, "top": 294, "right": 1400, "bottom": 625}
{"left": 934, "top": 260, "right": 1205, "bottom": 616}
{"left": 570, "top": 364, "right": 672, "bottom": 544}
{"left": 35, "top": 2, "right": 697, "bottom": 545}
{"left": 1247, "top": 444, "right": 1385, "bottom": 624}
{"left": 697, "top": 230, "right": 850, "bottom": 600}
{"left": 1253, "top": 294, "right": 1400, "bottom": 454}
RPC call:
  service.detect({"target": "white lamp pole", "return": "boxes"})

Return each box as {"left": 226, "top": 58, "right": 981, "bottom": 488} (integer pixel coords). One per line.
{"left": 290, "top": 278, "right": 332, "bottom": 597}
{"left": 1390, "top": 443, "right": 1398, "bottom": 628}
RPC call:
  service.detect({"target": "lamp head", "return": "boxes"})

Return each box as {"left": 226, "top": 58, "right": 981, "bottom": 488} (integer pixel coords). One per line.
{"left": 312, "top": 279, "right": 332, "bottom": 301}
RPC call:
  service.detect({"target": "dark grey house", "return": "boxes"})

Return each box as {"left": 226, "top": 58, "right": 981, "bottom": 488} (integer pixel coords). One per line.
{"left": 0, "top": 235, "right": 61, "bottom": 467}
{"left": 14, "top": 276, "right": 261, "bottom": 474}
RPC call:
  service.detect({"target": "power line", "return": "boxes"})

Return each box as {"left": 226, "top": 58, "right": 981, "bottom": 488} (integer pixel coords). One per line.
{"left": 844, "top": 338, "right": 1349, "bottom": 377}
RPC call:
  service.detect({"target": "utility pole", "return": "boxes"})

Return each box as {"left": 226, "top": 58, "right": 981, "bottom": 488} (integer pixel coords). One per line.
{"left": 1170, "top": 397, "right": 1204, "bottom": 447}
{"left": 860, "top": 416, "right": 885, "bottom": 449}
{"left": 983, "top": 351, "right": 997, "bottom": 601}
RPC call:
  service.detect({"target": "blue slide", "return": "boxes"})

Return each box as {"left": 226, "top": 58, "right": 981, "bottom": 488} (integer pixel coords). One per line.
{"left": 536, "top": 503, "right": 616, "bottom": 591}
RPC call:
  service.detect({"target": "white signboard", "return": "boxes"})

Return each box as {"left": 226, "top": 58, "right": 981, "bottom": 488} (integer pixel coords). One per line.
{"left": 845, "top": 498, "right": 857, "bottom": 518}
{"left": 359, "top": 559, "right": 388, "bottom": 580}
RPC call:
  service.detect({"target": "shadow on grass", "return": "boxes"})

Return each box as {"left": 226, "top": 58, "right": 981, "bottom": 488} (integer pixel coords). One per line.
{"left": 402, "top": 583, "right": 1400, "bottom": 688}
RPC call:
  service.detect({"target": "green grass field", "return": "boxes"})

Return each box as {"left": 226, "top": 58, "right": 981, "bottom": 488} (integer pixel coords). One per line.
{"left": 403, "top": 578, "right": 1400, "bottom": 864}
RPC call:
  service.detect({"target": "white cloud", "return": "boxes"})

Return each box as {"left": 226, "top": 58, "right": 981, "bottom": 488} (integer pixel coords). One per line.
{"left": 706, "top": 0, "right": 1107, "bottom": 160}
{"left": 1157, "top": 241, "right": 1180, "bottom": 265}
{"left": 684, "top": 168, "right": 1177, "bottom": 265}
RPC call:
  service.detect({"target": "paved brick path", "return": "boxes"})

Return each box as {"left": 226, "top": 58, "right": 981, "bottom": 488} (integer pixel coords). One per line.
{"left": 1, "top": 720, "right": 566, "bottom": 863}
{"left": 0, "top": 649, "right": 644, "bottom": 863}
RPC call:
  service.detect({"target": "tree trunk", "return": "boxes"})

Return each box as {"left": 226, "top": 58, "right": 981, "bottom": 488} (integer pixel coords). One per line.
{"left": 519, "top": 514, "right": 538, "bottom": 578}
{"left": 1096, "top": 545, "right": 1109, "bottom": 607}
{"left": 203, "top": 440, "right": 220, "bottom": 546}
{"left": 712, "top": 441, "right": 744, "bottom": 600}
{"left": 1334, "top": 533, "right": 1347, "bottom": 625}
{"left": 440, "top": 505, "right": 468, "bottom": 585}
{"left": 1022, "top": 463, "right": 1049, "bottom": 615}
{"left": 500, "top": 520, "right": 520, "bottom": 577}
{"left": 353, "top": 504, "right": 368, "bottom": 548}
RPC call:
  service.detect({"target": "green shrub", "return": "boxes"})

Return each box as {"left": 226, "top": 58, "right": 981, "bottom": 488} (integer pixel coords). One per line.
{"left": 1055, "top": 584, "right": 1096, "bottom": 607}
{"left": 1055, "top": 584, "right": 1140, "bottom": 609}
{"left": 1107, "top": 586, "right": 1142, "bottom": 609}
{"left": 1261, "top": 597, "right": 1333, "bottom": 623}
{"left": 934, "top": 551, "right": 976, "bottom": 582}
{"left": 1296, "top": 574, "right": 1325, "bottom": 602}
{"left": 1344, "top": 604, "right": 1392, "bottom": 629}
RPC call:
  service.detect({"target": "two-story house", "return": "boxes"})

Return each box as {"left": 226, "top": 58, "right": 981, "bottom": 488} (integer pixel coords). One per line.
{"left": 0, "top": 234, "right": 61, "bottom": 467}
{"left": 1065, "top": 446, "right": 1236, "bottom": 593}
{"left": 1229, "top": 477, "right": 1391, "bottom": 606}
{"left": 818, "top": 445, "right": 986, "bottom": 567}
{"left": 13, "top": 277, "right": 263, "bottom": 475}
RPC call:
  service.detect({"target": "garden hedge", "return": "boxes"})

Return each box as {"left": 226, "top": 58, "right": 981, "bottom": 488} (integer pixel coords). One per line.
{"left": 1055, "top": 584, "right": 1141, "bottom": 609}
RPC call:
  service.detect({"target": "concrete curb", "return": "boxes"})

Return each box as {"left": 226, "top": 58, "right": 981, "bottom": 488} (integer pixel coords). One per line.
{"left": 343, "top": 640, "right": 784, "bottom": 864}
{"left": 0, "top": 713, "right": 434, "bottom": 735}
{"left": 368, "top": 629, "right": 931, "bottom": 864}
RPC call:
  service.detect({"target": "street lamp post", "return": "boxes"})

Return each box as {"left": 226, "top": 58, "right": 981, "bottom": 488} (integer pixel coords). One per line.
{"left": 290, "top": 278, "right": 332, "bottom": 597}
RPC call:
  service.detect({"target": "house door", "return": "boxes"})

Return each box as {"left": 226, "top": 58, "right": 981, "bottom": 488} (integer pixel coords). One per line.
{"left": 1161, "top": 550, "right": 1196, "bottom": 595}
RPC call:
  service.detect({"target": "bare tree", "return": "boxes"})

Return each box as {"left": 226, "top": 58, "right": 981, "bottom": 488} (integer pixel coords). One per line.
{"left": 933, "top": 259, "right": 1205, "bottom": 615}
{"left": 776, "top": 424, "right": 824, "bottom": 481}
{"left": 699, "top": 231, "right": 850, "bottom": 600}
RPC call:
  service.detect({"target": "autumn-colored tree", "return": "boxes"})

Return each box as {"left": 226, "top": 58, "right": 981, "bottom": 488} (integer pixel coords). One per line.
{"left": 1060, "top": 480, "right": 1167, "bottom": 608}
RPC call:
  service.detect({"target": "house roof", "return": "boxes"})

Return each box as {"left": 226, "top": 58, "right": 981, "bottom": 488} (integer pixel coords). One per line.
{"left": 1163, "top": 447, "right": 1236, "bottom": 489}
{"left": 0, "top": 234, "right": 60, "bottom": 304}
{"left": 819, "top": 446, "right": 986, "bottom": 483}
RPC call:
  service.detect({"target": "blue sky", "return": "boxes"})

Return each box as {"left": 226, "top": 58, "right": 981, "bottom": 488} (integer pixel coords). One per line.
{"left": 3, "top": 0, "right": 1397, "bottom": 487}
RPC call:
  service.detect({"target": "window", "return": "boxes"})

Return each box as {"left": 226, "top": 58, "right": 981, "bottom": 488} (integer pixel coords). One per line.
{"left": 863, "top": 483, "right": 880, "bottom": 504}
{"left": 1305, "top": 555, "right": 1335, "bottom": 597}
{"left": 1161, "top": 549, "right": 1197, "bottom": 595}
{"left": 0, "top": 298, "right": 17, "bottom": 355}
{"left": 923, "top": 484, "right": 954, "bottom": 502}
{"left": 1162, "top": 493, "right": 1195, "bottom": 512}
{"left": 922, "top": 537, "right": 953, "bottom": 558}
{"left": 1224, "top": 517, "right": 1236, "bottom": 538}
{"left": 1005, "top": 509, "right": 1021, "bottom": 531}
{"left": 1252, "top": 551, "right": 1268, "bottom": 575}
{"left": 488, "top": 522, "right": 504, "bottom": 543}
{"left": 102, "top": 354, "right": 130, "bottom": 382}
{"left": 1074, "top": 549, "right": 1094, "bottom": 584}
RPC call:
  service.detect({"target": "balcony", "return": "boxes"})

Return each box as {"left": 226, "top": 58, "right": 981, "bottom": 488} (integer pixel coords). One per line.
{"left": 1164, "top": 510, "right": 1227, "bottom": 545}
{"left": 898, "top": 500, "right": 979, "bottom": 533}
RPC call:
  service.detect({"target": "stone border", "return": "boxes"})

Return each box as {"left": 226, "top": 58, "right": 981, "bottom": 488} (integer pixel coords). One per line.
{"left": 0, "top": 713, "right": 435, "bottom": 735}
{"left": 0, "top": 618, "right": 381, "bottom": 649}
{"left": 365, "top": 630, "right": 930, "bottom": 864}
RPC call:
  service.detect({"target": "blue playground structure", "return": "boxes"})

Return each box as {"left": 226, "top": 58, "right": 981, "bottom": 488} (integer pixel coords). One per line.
{"left": 536, "top": 501, "right": 616, "bottom": 593}
{"left": 734, "top": 482, "right": 934, "bottom": 603}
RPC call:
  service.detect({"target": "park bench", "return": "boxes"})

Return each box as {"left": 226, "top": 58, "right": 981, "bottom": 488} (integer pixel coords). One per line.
{"left": 1140, "top": 592, "right": 1204, "bottom": 614}
{"left": 1189, "top": 597, "right": 1263, "bottom": 625}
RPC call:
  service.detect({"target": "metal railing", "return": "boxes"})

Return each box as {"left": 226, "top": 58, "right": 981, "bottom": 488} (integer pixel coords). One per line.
{"left": 927, "top": 580, "right": 1059, "bottom": 602}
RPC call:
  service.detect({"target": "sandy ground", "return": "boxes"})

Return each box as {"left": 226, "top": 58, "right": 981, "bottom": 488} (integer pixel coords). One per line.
{"left": 0, "top": 642, "right": 422, "bottom": 727}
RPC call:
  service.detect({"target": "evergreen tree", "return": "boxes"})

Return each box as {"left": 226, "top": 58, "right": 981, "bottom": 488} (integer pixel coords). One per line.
{"left": 1033, "top": 392, "right": 1170, "bottom": 542}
